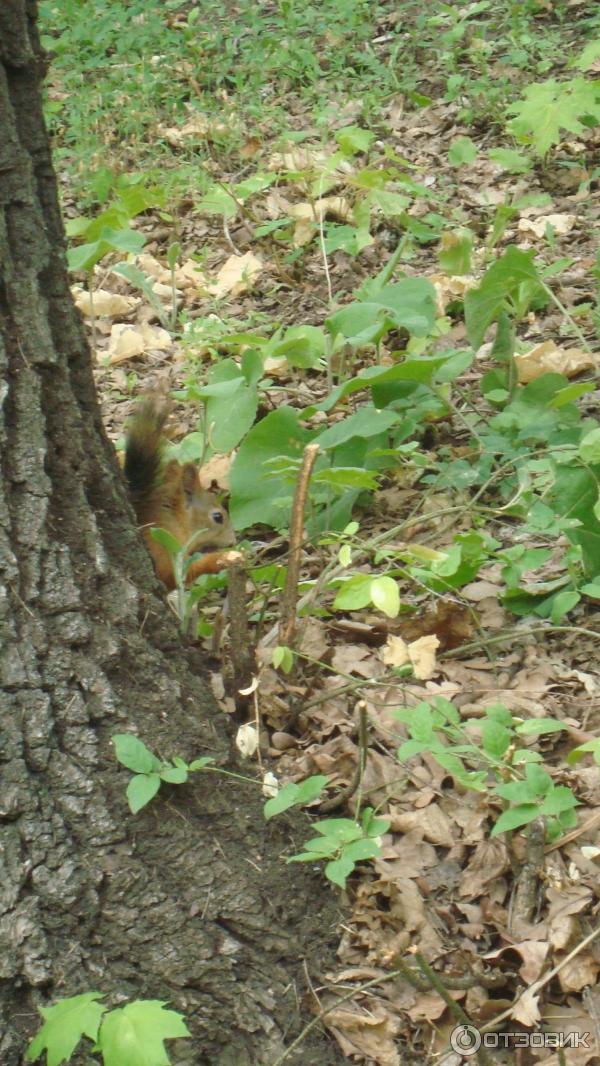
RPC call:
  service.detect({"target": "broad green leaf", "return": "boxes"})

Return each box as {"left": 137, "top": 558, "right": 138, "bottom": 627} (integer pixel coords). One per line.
{"left": 229, "top": 407, "right": 313, "bottom": 530}
{"left": 491, "top": 804, "right": 540, "bottom": 836}
{"left": 438, "top": 229, "right": 473, "bottom": 275}
{"left": 540, "top": 786, "right": 579, "bottom": 816}
{"left": 333, "top": 574, "right": 373, "bottom": 611}
{"left": 268, "top": 325, "right": 328, "bottom": 369}
{"left": 341, "top": 839, "right": 381, "bottom": 862}
{"left": 515, "top": 719, "right": 565, "bottom": 736}
{"left": 264, "top": 782, "right": 301, "bottom": 819}
{"left": 488, "top": 148, "right": 533, "bottom": 173}
{"left": 579, "top": 428, "right": 600, "bottom": 464}
{"left": 335, "top": 125, "right": 374, "bottom": 154}
{"left": 314, "top": 818, "right": 364, "bottom": 843}
{"left": 189, "top": 757, "right": 215, "bottom": 771}
{"left": 464, "top": 246, "right": 539, "bottom": 350}
{"left": 27, "top": 993, "right": 105, "bottom": 1066}
{"left": 370, "top": 576, "right": 400, "bottom": 618}
{"left": 314, "top": 407, "right": 403, "bottom": 449}
{"left": 507, "top": 77, "right": 600, "bottom": 156}
{"left": 150, "top": 528, "right": 182, "bottom": 555}
{"left": 325, "top": 855, "right": 355, "bottom": 888}
{"left": 448, "top": 136, "right": 478, "bottom": 166}
{"left": 314, "top": 467, "right": 379, "bottom": 491}
{"left": 196, "top": 185, "right": 238, "bottom": 218}
{"left": 96, "top": 1000, "right": 190, "bottom": 1066}
{"left": 113, "top": 734, "right": 162, "bottom": 774}
{"left": 127, "top": 773, "right": 162, "bottom": 814}
{"left": 160, "top": 766, "right": 188, "bottom": 785}
{"left": 481, "top": 719, "right": 511, "bottom": 760}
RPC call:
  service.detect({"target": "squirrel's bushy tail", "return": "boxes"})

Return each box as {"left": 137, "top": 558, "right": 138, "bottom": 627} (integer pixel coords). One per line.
{"left": 124, "top": 394, "right": 170, "bottom": 501}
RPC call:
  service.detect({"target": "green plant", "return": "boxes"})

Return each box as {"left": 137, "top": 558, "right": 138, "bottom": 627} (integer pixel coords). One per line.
{"left": 112, "top": 733, "right": 215, "bottom": 813}
{"left": 396, "top": 698, "right": 577, "bottom": 841}
{"left": 26, "top": 992, "right": 189, "bottom": 1066}
{"left": 286, "top": 807, "right": 390, "bottom": 888}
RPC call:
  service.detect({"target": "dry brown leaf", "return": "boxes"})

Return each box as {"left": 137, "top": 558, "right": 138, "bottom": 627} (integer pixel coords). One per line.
{"left": 459, "top": 839, "right": 510, "bottom": 897}
{"left": 518, "top": 213, "right": 576, "bottom": 238}
{"left": 557, "top": 953, "right": 600, "bottom": 993}
{"left": 207, "top": 251, "right": 263, "bottom": 298}
{"left": 292, "top": 217, "right": 316, "bottom": 247}
{"left": 198, "top": 453, "right": 232, "bottom": 491}
{"left": 323, "top": 1001, "right": 401, "bottom": 1066}
{"left": 409, "top": 634, "right": 440, "bottom": 680}
{"left": 72, "top": 287, "right": 138, "bottom": 317}
{"left": 380, "top": 635, "right": 410, "bottom": 669}
{"left": 107, "top": 321, "right": 173, "bottom": 363}
{"left": 515, "top": 340, "right": 596, "bottom": 383}
{"left": 331, "top": 643, "right": 381, "bottom": 678}
{"left": 511, "top": 986, "right": 541, "bottom": 1027}
{"left": 390, "top": 803, "right": 454, "bottom": 846}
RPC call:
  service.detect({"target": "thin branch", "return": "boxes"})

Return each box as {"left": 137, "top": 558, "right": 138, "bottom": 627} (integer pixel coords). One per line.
{"left": 319, "top": 703, "right": 368, "bottom": 813}
{"left": 278, "top": 442, "right": 320, "bottom": 649}
{"left": 224, "top": 551, "right": 256, "bottom": 717}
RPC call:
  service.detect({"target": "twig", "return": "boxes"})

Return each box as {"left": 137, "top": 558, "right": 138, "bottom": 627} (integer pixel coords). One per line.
{"left": 224, "top": 551, "right": 256, "bottom": 717}
{"left": 415, "top": 954, "right": 495, "bottom": 1066}
{"left": 319, "top": 703, "right": 368, "bottom": 813}
{"left": 509, "top": 816, "right": 545, "bottom": 934}
{"left": 278, "top": 443, "right": 320, "bottom": 649}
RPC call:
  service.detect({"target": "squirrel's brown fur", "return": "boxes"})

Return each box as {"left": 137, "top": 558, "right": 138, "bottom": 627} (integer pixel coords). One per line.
{"left": 124, "top": 394, "right": 235, "bottom": 589}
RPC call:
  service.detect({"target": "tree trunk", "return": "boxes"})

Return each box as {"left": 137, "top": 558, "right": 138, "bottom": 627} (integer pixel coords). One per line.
{"left": 0, "top": 5, "right": 344, "bottom": 1063}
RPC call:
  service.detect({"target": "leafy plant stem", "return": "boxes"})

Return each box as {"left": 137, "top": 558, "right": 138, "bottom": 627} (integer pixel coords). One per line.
{"left": 415, "top": 954, "right": 494, "bottom": 1066}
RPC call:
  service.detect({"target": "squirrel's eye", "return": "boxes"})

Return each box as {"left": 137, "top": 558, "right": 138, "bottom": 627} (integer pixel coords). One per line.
{"left": 211, "top": 510, "right": 224, "bottom": 525}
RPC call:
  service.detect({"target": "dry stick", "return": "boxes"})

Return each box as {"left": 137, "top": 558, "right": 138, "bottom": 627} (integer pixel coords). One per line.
{"left": 224, "top": 551, "right": 256, "bottom": 716}
{"left": 509, "top": 816, "right": 545, "bottom": 935}
{"left": 319, "top": 703, "right": 368, "bottom": 813}
{"left": 414, "top": 954, "right": 495, "bottom": 1066}
{"left": 278, "top": 442, "right": 320, "bottom": 649}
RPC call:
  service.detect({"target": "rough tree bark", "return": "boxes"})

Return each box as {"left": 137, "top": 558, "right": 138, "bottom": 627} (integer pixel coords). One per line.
{"left": 0, "top": 4, "right": 345, "bottom": 1063}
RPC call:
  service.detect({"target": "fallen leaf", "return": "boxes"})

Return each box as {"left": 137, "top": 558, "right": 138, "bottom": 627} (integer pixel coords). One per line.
{"left": 515, "top": 340, "right": 596, "bottom": 382}
{"left": 72, "top": 287, "right": 138, "bottom": 317}
{"left": 518, "top": 213, "right": 576, "bottom": 238}
{"left": 207, "top": 251, "right": 263, "bottom": 298}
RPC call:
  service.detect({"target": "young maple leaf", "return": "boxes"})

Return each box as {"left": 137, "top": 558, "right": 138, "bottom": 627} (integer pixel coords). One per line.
{"left": 507, "top": 77, "right": 600, "bottom": 156}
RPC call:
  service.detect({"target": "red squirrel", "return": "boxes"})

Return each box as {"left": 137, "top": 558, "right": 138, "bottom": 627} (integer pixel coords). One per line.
{"left": 124, "top": 394, "right": 235, "bottom": 589}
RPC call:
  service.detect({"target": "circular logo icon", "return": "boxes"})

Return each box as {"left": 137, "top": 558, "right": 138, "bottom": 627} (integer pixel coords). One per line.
{"left": 450, "top": 1024, "right": 481, "bottom": 1056}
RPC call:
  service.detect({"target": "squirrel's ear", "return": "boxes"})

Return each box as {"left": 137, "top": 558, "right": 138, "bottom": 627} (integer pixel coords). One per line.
{"left": 180, "top": 463, "right": 199, "bottom": 502}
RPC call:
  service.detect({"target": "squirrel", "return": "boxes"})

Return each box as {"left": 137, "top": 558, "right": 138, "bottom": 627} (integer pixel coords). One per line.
{"left": 123, "top": 393, "right": 235, "bottom": 590}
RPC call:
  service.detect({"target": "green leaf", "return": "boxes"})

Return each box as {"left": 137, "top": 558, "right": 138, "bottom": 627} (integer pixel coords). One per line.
{"left": 370, "top": 576, "right": 400, "bottom": 618}
{"left": 314, "top": 407, "right": 403, "bottom": 449}
{"left": 342, "top": 839, "right": 381, "bottom": 862}
{"left": 438, "top": 229, "right": 473, "bottom": 275}
{"left": 488, "top": 148, "right": 533, "bottom": 173}
{"left": 272, "top": 645, "right": 295, "bottom": 673}
{"left": 113, "top": 734, "right": 162, "bottom": 774}
{"left": 96, "top": 1000, "right": 190, "bottom": 1066}
{"left": 197, "top": 185, "right": 239, "bottom": 218}
{"left": 579, "top": 428, "right": 600, "bottom": 464}
{"left": 464, "top": 246, "right": 539, "bottom": 350}
{"left": 229, "top": 407, "right": 313, "bottom": 530}
{"left": 491, "top": 804, "right": 540, "bottom": 836}
{"left": 268, "top": 324, "right": 328, "bottom": 369}
{"left": 160, "top": 766, "right": 188, "bottom": 785}
{"left": 515, "top": 719, "right": 566, "bottom": 736}
{"left": 540, "top": 786, "right": 579, "bottom": 816}
{"left": 263, "top": 776, "right": 328, "bottom": 819}
{"left": 127, "top": 773, "right": 162, "bottom": 814}
{"left": 314, "top": 818, "right": 364, "bottom": 844}
{"left": 150, "top": 527, "right": 183, "bottom": 555}
{"left": 448, "top": 136, "right": 478, "bottom": 166}
{"left": 27, "top": 993, "right": 106, "bottom": 1066}
{"left": 481, "top": 719, "right": 512, "bottom": 760}
{"left": 325, "top": 855, "right": 355, "bottom": 888}
{"left": 188, "top": 757, "right": 215, "bottom": 771}
{"left": 333, "top": 574, "right": 373, "bottom": 610}
{"left": 335, "top": 125, "right": 374, "bottom": 155}
{"left": 507, "top": 77, "right": 600, "bottom": 156}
